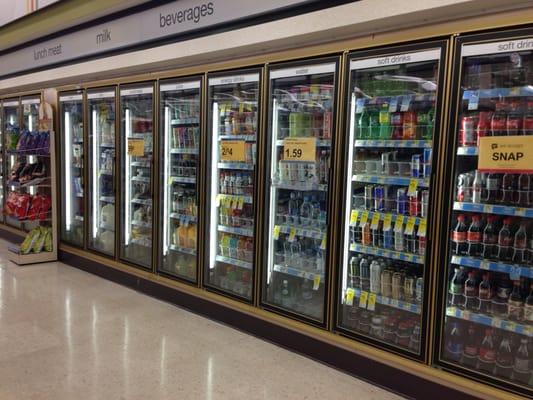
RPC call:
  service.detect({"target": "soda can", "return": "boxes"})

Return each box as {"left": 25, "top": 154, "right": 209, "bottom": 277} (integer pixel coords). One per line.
{"left": 364, "top": 186, "right": 373, "bottom": 210}
{"left": 460, "top": 115, "right": 477, "bottom": 146}
{"left": 421, "top": 190, "right": 429, "bottom": 218}
{"left": 404, "top": 276, "right": 415, "bottom": 302}
{"left": 422, "top": 148, "right": 432, "bottom": 178}
{"left": 415, "top": 277, "right": 424, "bottom": 303}
{"left": 409, "top": 190, "right": 420, "bottom": 217}
{"left": 396, "top": 188, "right": 407, "bottom": 215}
{"left": 374, "top": 186, "right": 385, "bottom": 211}
{"left": 411, "top": 154, "right": 421, "bottom": 178}
{"left": 456, "top": 173, "right": 473, "bottom": 202}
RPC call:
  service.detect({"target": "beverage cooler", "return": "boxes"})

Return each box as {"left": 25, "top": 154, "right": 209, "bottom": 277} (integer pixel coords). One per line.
{"left": 204, "top": 70, "right": 260, "bottom": 301}
{"left": 437, "top": 30, "right": 533, "bottom": 395}
{"left": 262, "top": 59, "right": 339, "bottom": 323}
{"left": 2, "top": 98, "right": 20, "bottom": 225}
{"left": 87, "top": 88, "right": 116, "bottom": 257}
{"left": 159, "top": 78, "right": 202, "bottom": 282}
{"left": 337, "top": 43, "right": 448, "bottom": 357}
{"left": 59, "top": 91, "right": 85, "bottom": 246}
{"left": 119, "top": 84, "right": 154, "bottom": 269}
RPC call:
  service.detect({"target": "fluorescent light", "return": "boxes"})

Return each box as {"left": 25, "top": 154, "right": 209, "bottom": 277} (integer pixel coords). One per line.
{"left": 266, "top": 98, "right": 279, "bottom": 285}
{"left": 9, "top": 115, "right": 14, "bottom": 125}
{"left": 65, "top": 111, "right": 72, "bottom": 231}
{"left": 209, "top": 102, "right": 219, "bottom": 270}
{"left": 28, "top": 114, "right": 33, "bottom": 131}
{"left": 124, "top": 108, "right": 131, "bottom": 246}
{"left": 163, "top": 106, "right": 170, "bottom": 255}
{"left": 92, "top": 108, "right": 98, "bottom": 239}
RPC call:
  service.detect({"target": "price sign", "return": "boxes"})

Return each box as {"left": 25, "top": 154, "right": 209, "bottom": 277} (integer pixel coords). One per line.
{"left": 128, "top": 139, "right": 144, "bottom": 156}
{"left": 273, "top": 225, "right": 281, "bottom": 240}
{"left": 283, "top": 137, "right": 316, "bottom": 161}
{"left": 220, "top": 140, "right": 246, "bottom": 162}
{"left": 345, "top": 288, "right": 355, "bottom": 306}
{"left": 350, "top": 210, "right": 359, "bottom": 225}
{"left": 313, "top": 275, "right": 321, "bottom": 290}
{"left": 370, "top": 213, "right": 380, "bottom": 230}
{"left": 288, "top": 227, "right": 297, "bottom": 242}
{"left": 383, "top": 213, "right": 393, "bottom": 231}
{"left": 510, "top": 265, "right": 522, "bottom": 281}
{"left": 359, "top": 211, "right": 369, "bottom": 227}
{"left": 418, "top": 219, "right": 427, "bottom": 237}
{"left": 367, "top": 293, "right": 377, "bottom": 311}
{"left": 359, "top": 291, "right": 368, "bottom": 308}
{"left": 405, "top": 217, "right": 416, "bottom": 235}
{"left": 478, "top": 136, "right": 533, "bottom": 173}
{"left": 467, "top": 91, "right": 479, "bottom": 111}
{"left": 394, "top": 215, "right": 405, "bottom": 233}
{"left": 320, "top": 234, "right": 327, "bottom": 250}
{"left": 407, "top": 179, "right": 418, "bottom": 196}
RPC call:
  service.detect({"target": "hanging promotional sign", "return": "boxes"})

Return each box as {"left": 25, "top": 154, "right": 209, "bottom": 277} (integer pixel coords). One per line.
{"left": 478, "top": 136, "right": 533, "bottom": 173}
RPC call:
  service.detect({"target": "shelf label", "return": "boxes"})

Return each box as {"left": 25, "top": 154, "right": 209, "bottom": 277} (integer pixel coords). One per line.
{"left": 232, "top": 196, "right": 239, "bottom": 209}
{"left": 359, "top": 211, "right": 369, "bottom": 227}
{"left": 467, "top": 91, "right": 479, "bottom": 110}
{"left": 273, "top": 225, "right": 281, "bottom": 240}
{"left": 407, "top": 179, "right": 418, "bottom": 196}
{"left": 355, "top": 98, "right": 365, "bottom": 113}
{"left": 370, "top": 213, "right": 380, "bottom": 230}
{"left": 350, "top": 210, "right": 359, "bottom": 225}
{"left": 237, "top": 196, "right": 244, "bottom": 210}
{"left": 405, "top": 217, "right": 416, "bottom": 235}
{"left": 313, "top": 275, "right": 321, "bottom": 290}
{"left": 389, "top": 97, "right": 398, "bottom": 113}
{"left": 127, "top": 139, "right": 144, "bottom": 156}
{"left": 320, "top": 233, "right": 327, "bottom": 250}
{"left": 510, "top": 265, "right": 522, "bottom": 281}
{"left": 288, "top": 227, "right": 297, "bottom": 242}
{"left": 220, "top": 140, "right": 246, "bottom": 162}
{"left": 359, "top": 291, "right": 368, "bottom": 308}
{"left": 383, "top": 213, "right": 393, "bottom": 231}
{"left": 418, "top": 219, "right": 427, "bottom": 237}
{"left": 400, "top": 95, "right": 412, "bottom": 112}
{"left": 283, "top": 137, "right": 316, "bottom": 161}
{"left": 478, "top": 136, "right": 533, "bottom": 173}
{"left": 345, "top": 288, "right": 355, "bottom": 306}
{"left": 394, "top": 215, "right": 404, "bottom": 233}
{"left": 367, "top": 293, "right": 377, "bottom": 311}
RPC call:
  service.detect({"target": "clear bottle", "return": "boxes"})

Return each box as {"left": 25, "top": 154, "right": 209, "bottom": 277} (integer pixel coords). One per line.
{"left": 512, "top": 222, "right": 528, "bottom": 264}
{"left": 369, "top": 260, "right": 382, "bottom": 294}
{"left": 464, "top": 271, "right": 479, "bottom": 311}
{"left": 357, "top": 107, "right": 369, "bottom": 139}
{"left": 494, "top": 337, "right": 514, "bottom": 379}
{"left": 300, "top": 196, "right": 312, "bottom": 226}
{"left": 288, "top": 192, "right": 299, "bottom": 225}
{"left": 280, "top": 279, "right": 293, "bottom": 308}
{"left": 478, "top": 273, "right": 493, "bottom": 315}
{"left": 472, "top": 170, "right": 483, "bottom": 204}
{"left": 508, "top": 280, "right": 524, "bottom": 321}
{"left": 513, "top": 338, "right": 531, "bottom": 385}
{"left": 360, "top": 257, "right": 370, "bottom": 292}
{"left": 477, "top": 328, "right": 496, "bottom": 373}
{"left": 449, "top": 267, "right": 465, "bottom": 307}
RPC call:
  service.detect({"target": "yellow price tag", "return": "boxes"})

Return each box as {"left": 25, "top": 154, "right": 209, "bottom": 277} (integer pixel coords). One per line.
{"left": 224, "top": 196, "right": 232, "bottom": 208}
{"left": 367, "top": 293, "right": 377, "bottom": 311}
{"left": 220, "top": 140, "right": 246, "bottom": 162}
{"left": 394, "top": 215, "right": 404, "bottom": 232}
{"left": 359, "top": 211, "right": 369, "bottom": 227}
{"left": 215, "top": 194, "right": 221, "bottom": 207}
{"left": 350, "top": 210, "right": 359, "bottom": 226}
{"left": 405, "top": 217, "right": 416, "bottom": 235}
{"left": 359, "top": 291, "right": 368, "bottom": 308}
{"left": 313, "top": 275, "right": 321, "bottom": 290}
{"left": 407, "top": 179, "right": 418, "bottom": 196}
{"left": 128, "top": 139, "right": 144, "bottom": 156}
{"left": 418, "top": 219, "right": 427, "bottom": 237}
{"left": 288, "top": 227, "right": 297, "bottom": 242}
{"left": 383, "top": 213, "right": 393, "bottom": 231}
{"left": 283, "top": 137, "right": 316, "bottom": 161}
{"left": 370, "top": 213, "right": 380, "bottom": 230}
{"left": 239, "top": 102, "right": 244, "bottom": 113}
{"left": 320, "top": 234, "right": 326, "bottom": 250}
{"left": 238, "top": 196, "right": 244, "bottom": 210}
{"left": 345, "top": 288, "right": 355, "bottom": 306}
{"left": 232, "top": 196, "right": 239, "bottom": 209}
{"left": 273, "top": 225, "right": 280, "bottom": 240}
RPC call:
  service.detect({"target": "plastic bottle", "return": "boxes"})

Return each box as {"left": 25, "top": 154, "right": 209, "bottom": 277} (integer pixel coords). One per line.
{"left": 478, "top": 273, "right": 493, "bottom": 314}
{"left": 288, "top": 192, "right": 299, "bottom": 225}
{"left": 360, "top": 257, "right": 370, "bottom": 292}
{"left": 424, "top": 107, "right": 435, "bottom": 140}
{"left": 280, "top": 280, "right": 293, "bottom": 308}
{"left": 512, "top": 222, "right": 528, "bottom": 264}
{"left": 394, "top": 224, "right": 404, "bottom": 252}
{"left": 466, "top": 215, "right": 482, "bottom": 257}
{"left": 378, "top": 103, "right": 391, "bottom": 139}
{"left": 494, "top": 337, "right": 513, "bottom": 379}
{"left": 362, "top": 219, "right": 372, "bottom": 246}
{"left": 482, "top": 216, "right": 498, "bottom": 259}
{"left": 517, "top": 174, "right": 531, "bottom": 207}
{"left": 508, "top": 280, "right": 524, "bottom": 321}
{"left": 403, "top": 110, "right": 417, "bottom": 140}
{"left": 491, "top": 102, "right": 507, "bottom": 136}
{"left": 478, "top": 328, "right": 496, "bottom": 373}
{"left": 444, "top": 321, "right": 463, "bottom": 362}
{"left": 472, "top": 170, "right": 482, "bottom": 204}
{"left": 484, "top": 173, "right": 501, "bottom": 204}
{"left": 450, "top": 267, "right": 465, "bottom": 307}
{"left": 300, "top": 196, "right": 312, "bottom": 226}
{"left": 349, "top": 256, "right": 361, "bottom": 289}
{"left": 506, "top": 101, "right": 523, "bottom": 136}
{"left": 501, "top": 173, "right": 517, "bottom": 205}
{"left": 368, "top": 108, "right": 380, "bottom": 139}
{"left": 513, "top": 338, "right": 531, "bottom": 384}
{"left": 497, "top": 218, "right": 513, "bottom": 261}
{"left": 451, "top": 215, "right": 468, "bottom": 255}
{"left": 464, "top": 271, "right": 479, "bottom": 311}
{"left": 461, "top": 324, "right": 479, "bottom": 368}
{"left": 357, "top": 107, "right": 369, "bottom": 139}
{"left": 369, "top": 260, "right": 381, "bottom": 294}
{"left": 525, "top": 283, "right": 533, "bottom": 323}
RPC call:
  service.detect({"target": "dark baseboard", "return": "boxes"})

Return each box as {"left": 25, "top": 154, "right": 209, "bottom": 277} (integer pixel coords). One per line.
{"left": 0, "top": 225, "right": 24, "bottom": 244}
{"left": 59, "top": 249, "right": 480, "bottom": 400}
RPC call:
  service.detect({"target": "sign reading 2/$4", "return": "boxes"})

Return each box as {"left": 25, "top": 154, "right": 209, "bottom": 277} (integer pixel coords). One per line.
{"left": 478, "top": 136, "right": 533, "bottom": 173}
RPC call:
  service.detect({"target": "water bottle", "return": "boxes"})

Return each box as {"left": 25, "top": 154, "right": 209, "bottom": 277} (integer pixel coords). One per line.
{"left": 360, "top": 257, "right": 370, "bottom": 291}
{"left": 370, "top": 260, "right": 382, "bottom": 294}
{"left": 288, "top": 192, "right": 299, "bottom": 224}
{"left": 300, "top": 196, "right": 312, "bottom": 226}
{"left": 310, "top": 195, "right": 321, "bottom": 223}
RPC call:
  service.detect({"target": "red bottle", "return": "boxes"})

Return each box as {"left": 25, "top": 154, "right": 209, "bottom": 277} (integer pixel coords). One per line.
{"left": 467, "top": 215, "right": 482, "bottom": 257}
{"left": 491, "top": 102, "right": 507, "bottom": 136}
{"left": 476, "top": 111, "right": 493, "bottom": 144}
{"left": 460, "top": 324, "right": 479, "bottom": 368}
{"left": 523, "top": 101, "right": 533, "bottom": 135}
{"left": 451, "top": 215, "right": 468, "bottom": 255}
{"left": 506, "top": 102, "right": 523, "bottom": 136}
{"left": 403, "top": 111, "right": 417, "bottom": 140}
{"left": 477, "top": 328, "right": 496, "bottom": 373}
{"left": 409, "top": 190, "right": 420, "bottom": 217}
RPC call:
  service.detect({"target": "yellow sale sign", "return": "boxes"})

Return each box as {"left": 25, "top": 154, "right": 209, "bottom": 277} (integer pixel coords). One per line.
{"left": 220, "top": 140, "right": 246, "bottom": 162}
{"left": 283, "top": 137, "right": 316, "bottom": 161}
{"left": 478, "top": 136, "right": 533, "bottom": 173}
{"left": 128, "top": 139, "right": 144, "bottom": 156}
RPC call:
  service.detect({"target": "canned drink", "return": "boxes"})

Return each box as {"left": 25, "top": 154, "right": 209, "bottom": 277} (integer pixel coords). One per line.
{"left": 364, "top": 186, "right": 373, "bottom": 210}
{"left": 404, "top": 276, "right": 415, "bottom": 302}
{"left": 409, "top": 190, "right": 420, "bottom": 217}
{"left": 392, "top": 272, "right": 403, "bottom": 300}
{"left": 418, "top": 235, "right": 427, "bottom": 256}
{"left": 396, "top": 188, "right": 407, "bottom": 215}
{"left": 422, "top": 148, "right": 432, "bottom": 178}
{"left": 374, "top": 186, "right": 385, "bottom": 211}
{"left": 421, "top": 190, "right": 429, "bottom": 218}
{"left": 460, "top": 115, "right": 477, "bottom": 146}
{"left": 415, "top": 277, "right": 424, "bottom": 303}
{"left": 411, "top": 154, "right": 421, "bottom": 178}
{"left": 383, "top": 227, "right": 393, "bottom": 249}
{"left": 456, "top": 172, "right": 473, "bottom": 202}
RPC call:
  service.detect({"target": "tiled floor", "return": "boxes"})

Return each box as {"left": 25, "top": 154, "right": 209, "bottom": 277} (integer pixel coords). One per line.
{"left": 0, "top": 240, "right": 403, "bottom": 400}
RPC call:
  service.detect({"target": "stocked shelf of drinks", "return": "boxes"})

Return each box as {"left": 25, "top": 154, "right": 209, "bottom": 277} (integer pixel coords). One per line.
{"left": 348, "top": 288, "right": 422, "bottom": 314}
{"left": 355, "top": 139, "right": 432, "bottom": 148}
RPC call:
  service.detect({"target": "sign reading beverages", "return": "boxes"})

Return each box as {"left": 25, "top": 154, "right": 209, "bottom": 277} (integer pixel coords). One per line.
{"left": 283, "top": 137, "right": 316, "bottom": 161}
{"left": 478, "top": 136, "right": 533, "bottom": 173}
{"left": 128, "top": 139, "right": 145, "bottom": 156}
{"left": 220, "top": 140, "right": 246, "bottom": 162}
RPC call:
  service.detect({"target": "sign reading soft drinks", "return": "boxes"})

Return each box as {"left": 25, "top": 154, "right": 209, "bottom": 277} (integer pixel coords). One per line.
{"left": 478, "top": 136, "right": 533, "bottom": 173}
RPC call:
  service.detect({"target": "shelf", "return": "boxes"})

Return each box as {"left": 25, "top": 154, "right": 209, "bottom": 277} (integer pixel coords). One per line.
{"left": 219, "top": 135, "right": 256, "bottom": 141}
{"left": 170, "top": 176, "right": 196, "bottom": 184}
{"left": 130, "top": 198, "right": 152, "bottom": 206}
{"left": 99, "top": 170, "right": 113, "bottom": 176}
{"left": 218, "top": 225, "right": 254, "bottom": 237}
{"left": 352, "top": 288, "right": 421, "bottom": 314}
{"left": 217, "top": 162, "right": 254, "bottom": 170}
{"left": 350, "top": 243, "right": 424, "bottom": 265}
{"left": 130, "top": 237, "right": 152, "bottom": 247}
{"left": 463, "top": 86, "right": 533, "bottom": 100}
{"left": 74, "top": 215, "right": 84, "bottom": 222}
{"left": 130, "top": 133, "right": 152, "bottom": 139}
{"left": 131, "top": 161, "right": 150, "bottom": 168}
{"left": 169, "top": 213, "right": 197, "bottom": 223}
{"left": 349, "top": 209, "right": 425, "bottom": 227}
{"left": 170, "top": 148, "right": 198, "bottom": 155}
{"left": 353, "top": 174, "right": 430, "bottom": 188}
{"left": 6, "top": 150, "right": 50, "bottom": 157}
{"left": 276, "top": 139, "right": 331, "bottom": 147}
{"left": 131, "top": 219, "right": 152, "bottom": 228}
{"left": 100, "top": 196, "right": 115, "bottom": 203}
{"left": 451, "top": 255, "right": 533, "bottom": 279}
{"left": 457, "top": 146, "right": 478, "bottom": 156}
{"left": 446, "top": 306, "right": 533, "bottom": 337}
{"left": 273, "top": 264, "right": 324, "bottom": 282}
{"left": 217, "top": 193, "right": 253, "bottom": 204}
{"left": 100, "top": 143, "right": 115, "bottom": 148}
{"left": 170, "top": 119, "right": 199, "bottom": 126}
{"left": 272, "top": 181, "right": 328, "bottom": 192}
{"left": 355, "top": 140, "right": 432, "bottom": 148}
{"left": 99, "top": 223, "right": 115, "bottom": 232}
{"left": 356, "top": 93, "right": 436, "bottom": 108}
{"left": 215, "top": 255, "right": 253, "bottom": 270}
{"left": 131, "top": 176, "right": 150, "bottom": 183}
{"left": 169, "top": 244, "right": 196, "bottom": 256}
{"left": 277, "top": 224, "right": 325, "bottom": 240}
{"left": 7, "top": 180, "right": 51, "bottom": 188}
{"left": 453, "top": 202, "right": 533, "bottom": 218}
{"left": 72, "top": 164, "right": 83, "bottom": 169}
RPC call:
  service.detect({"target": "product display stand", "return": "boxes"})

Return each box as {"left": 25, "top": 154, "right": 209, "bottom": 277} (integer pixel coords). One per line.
{"left": 8, "top": 101, "right": 58, "bottom": 265}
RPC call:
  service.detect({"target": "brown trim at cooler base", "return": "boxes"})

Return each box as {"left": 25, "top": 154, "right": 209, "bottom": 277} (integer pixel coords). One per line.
{"left": 59, "top": 249, "right": 480, "bottom": 400}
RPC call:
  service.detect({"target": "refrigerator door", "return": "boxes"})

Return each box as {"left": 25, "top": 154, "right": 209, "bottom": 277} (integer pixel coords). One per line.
{"left": 438, "top": 32, "right": 533, "bottom": 393}
{"left": 2, "top": 98, "right": 20, "bottom": 225}
{"left": 120, "top": 85, "right": 154, "bottom": 268}
{"left": 59, "top": 93, "right": 85, "bottom": 246}
{"left": 337, "top": 46, "right": 446, "bottom": 355}
{"left": 159, "top": 79, "right": 202, "bottom": 282}
{"left": 262, "top": 60, "right": 338, "bottom": 323}
{"left": 205, "top": 71, "right": 260, "bottom": 301}
{"left": 87, "top": 89, "right": 116, "bottom": 257}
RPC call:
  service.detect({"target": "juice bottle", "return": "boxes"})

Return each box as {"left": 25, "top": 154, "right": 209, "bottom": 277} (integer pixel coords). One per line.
{"left": 403, "top": 110, "right": 417, "bottom": 139}
{"left": 362, "top": 220, "right": 372, "bottom": 246}
{"left": 187, "top": 225, "right": 197, "bottom": 249}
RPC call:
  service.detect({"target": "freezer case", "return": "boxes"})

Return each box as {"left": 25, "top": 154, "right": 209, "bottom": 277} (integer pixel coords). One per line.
{"left": 438, "top": 30, "right": 533, "bottom": 395}
{"left": 59, "top": 92, "right": 85, "bottom": 246}
{"left": 2, "top": 98, "right": 21, "bottom": 225}
{"left": 337, "top": 44, "right": 447, "bottom": 356}
{"left": 120, "top": 85, "right": 154, "bottom": 268}
{"left": 159, "top": 78, "right": 202, "bottom": 282}
{"left": 262, "top": 59, "right": 339, "bottom": 323}
{"left": 205, "top": 70, "right": 260, "bottom": 301}
{"left": 87, "top": 89, "right": 116, "bottom": 257}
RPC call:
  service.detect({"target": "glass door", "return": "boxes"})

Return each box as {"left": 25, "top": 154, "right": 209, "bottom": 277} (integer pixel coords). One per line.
{"left": 120, "top": 85, "right": 154, "bottom": 268}
{"left": 87, "top": 89, "right": 116, "bottom": 256}
{"left": 205, "top": 70, "right": 260, "bottom": 301}
{"left": 262, "top": 60, "right": 338, "bottom": 323}
{"left": 337, "top": 45, "right": 447, "bottom": 356}
{"left": 2, "top": 98, "right": 20, "bottom": 225}
{"left": 159, "top": 78, "right": 202, "bottom": 282}
{"left": 59, "top": 92, "right": 85, "bottom": 246}
{"left": 438, "top": 32, "right": 533, "bottom": 394}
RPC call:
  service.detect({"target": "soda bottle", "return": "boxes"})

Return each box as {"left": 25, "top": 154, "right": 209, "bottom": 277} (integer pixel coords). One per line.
{"left": 280, "top": 279, "right": 293, "bottom": 308}
{"left": 456, "top": 173, "right": 473, "bottom": 203}
{"left": 464, "top": 271, "right": 479, "bottom": 310}
{"left": 513, "top": 338, "right": 531, "bottom": 385}
{"left": 471, "top": 170, "right": 483, "bottom": 204}
{"left": 368, "top": 108, "right": 380, "bottom": 139}
{"left": 416, "top": 107, "right": 428, "bottom": 139}
{"left": 378, "top": 103, "right": 391, "bottom": 139}
{"left": 444, "top": 321, "right": 463, "bottom": 362}
{"left": 349, "top": 256, "right": 361, "bottom": 289}
{"left": 478, "top": 328, "right": 496, "bottom": 373}
{"left": 508, "top": 280, "right": 524, "bottom": 321}
{"left": 450, "top": 267, "right": 465, "bottom": 307}
{"left": 423, "top": 107, "right": 435, "bottom": 140}
{"left": 467, "top": 215, "right": 482, "bottom": 257}
{"left": 523, "top": 101, "right": 533, "bottom": 135}
{"left": 517, "top": 173, "right": 531, "bottom": 207}
{"left": 478, "top": 273, "right": 493, "bottom": 314}
{"left": 506, "top": 101, "right": 523, "bottom": 136}
{"left": 451, "top": 215, "right": 468, "bottom": 255}
{"left": 491, "top": 102, "right": 507, "bottom": 136}
{"left": 300, "top": 196, "right": 312, "bottom": 225}
{"left": 525, "top": 283, "right": 533, "bottom": 323}
{"left": 494, "top": 337, "right": 514, "bottom": 379}
{"left": 372, "top": 221, "right": 382, "bottom": 248}
{"left": 484, "top": 173, "right": 501, "bottom": 204}
{"left": 461, "top": 324, "right": 479, "bottom": 368}
{"left": 403, "top": 110, "right": 417, "bottom": 140}
{"left": 482, "top": 216, "right": 498, "bottom": 259}
{"left": 497, "top": 218, "right": 513, "bottom": 261}
{"left": 360, "top": 257, "right": 370, "bottom": 291}
{"left": 362, "top": 219, "right": 372, "bottom": 246}
{"left": 513, "top": 222, "right": 528, "bottom": 264}
{"left": 390, "top": 111, "right": 403, "bottom": 140}
{"left": 476, "top": 111, "right": 492, "bottom": 144}
{"left": 500, "top": 173, "right": 517, "bottom": 205}
{"left": 356, "top": 107, "right": 369, "bottom": 139}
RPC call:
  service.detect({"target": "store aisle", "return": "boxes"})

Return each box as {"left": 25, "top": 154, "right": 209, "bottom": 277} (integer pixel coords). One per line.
{"left": 0, "top": 240, "right": 403, "bottom": 400}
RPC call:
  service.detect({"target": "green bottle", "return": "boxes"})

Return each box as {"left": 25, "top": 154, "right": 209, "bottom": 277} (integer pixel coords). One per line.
{"left": 378, "top": 103, "right": 391, "bottom": 139}
{"left": 368, "top": 108, "right": 380, "bottom": 139}
{"left": 357, "top": 108, "right": 369, "bottom": 139}
{"left": 424, "top": 108, "right": 435, "bottom": 139}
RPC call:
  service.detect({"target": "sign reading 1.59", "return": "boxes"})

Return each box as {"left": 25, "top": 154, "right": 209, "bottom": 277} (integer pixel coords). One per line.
{"left": 283, "top": 137, "right": 316, "bottom": 161}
